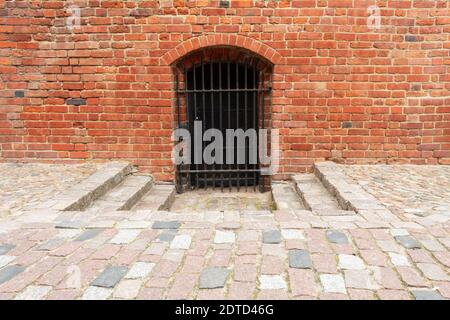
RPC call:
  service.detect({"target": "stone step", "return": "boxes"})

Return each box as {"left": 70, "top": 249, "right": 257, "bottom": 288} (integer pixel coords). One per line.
{"left": 314, "top": 161, "right": 388, "bottom": 212}
{"left": 42, "top": 161, "right": 133, "bottom": 211}
{"left": 168, "top": 189, "right": 273, "bottom": 212}
{"left": 88, "top": 175, "right": 153, "bottom": 211}
{"left": 271, "top": 182, "right": 305, "bottom": 211}
{"left": 292, "top": 173, "right": 355, "bottom": 215}
{"left": 132, "top": 184, "right": 176, "bottom": 211}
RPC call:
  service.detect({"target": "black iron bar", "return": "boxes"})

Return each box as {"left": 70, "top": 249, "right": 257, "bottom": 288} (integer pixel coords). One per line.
{"left": 261, "top": 71, "right": 265, "bottom": 130}
{"left": 179, "top": 169, "right": 260, "bottom": 173}
{"left": 253, "top": 68, "right": 258, "bottom": 191}
{"left": 210, "top": 61, "right": 214, "bottom": 189}
{"left": 201, "top": 60, "right": 206, "bottom": 189}
{"left": 193, "top": 63, "right": 199, "bottom": 189}
{"left": 244, "top": 63, "right": 248, "bottom": 191}
{"left": 175, "top": 72, "right": 183, "bottom": 192}
{"left": 260, "top": 71, "right": 265, "bottom": 191}
{"left": 236, "top": 63, "right": 240, "bottom": 191}
{"left": 178, "top": 88, "right": 269, "bottom": 93}
{"left": 227, "top": 62, "right": 231, "bottom": 191}
{"left": 219, "top": 61, "right": 224, "bottom": 191}
{"left": 184, "top": 67, "right": 191, "bottom": 190}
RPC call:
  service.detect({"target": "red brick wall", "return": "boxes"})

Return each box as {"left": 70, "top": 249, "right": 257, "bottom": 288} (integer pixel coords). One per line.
{"left": 0, "top": 0, "right": 449, "bottom": 181}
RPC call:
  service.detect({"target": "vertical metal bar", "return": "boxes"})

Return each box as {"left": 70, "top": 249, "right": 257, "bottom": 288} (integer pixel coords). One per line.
{"left": 260, "top": 71, "right": 265, "bottom": 191}
{"left": 244, "top": 63, "right": 248, "bottom": 191}
{"left": 193, "top": 64, "right": 199, "bottom": 190}
{"left": 184, "top": 67, "right": 191, "bottom": 190}
{"left": 219, "top": 61, "right": 224, "bottom": 191}
{"left": 261, "top": 71, "right": 265, "bottom": 130}
{"left": 202, "top": 60, "right": 206, "bottom": 189}
{"left": 266, "top": 72, "right": 273, "bottom": 193}
{"left": 210, "top": 62, "right": 214, "bottom": 189}
{"left": 227, "top": 62, "right": 231, "bottom": 192}
{"left": 176, "top": 73, "right": 181, "bottom": 126}
{"left": 236, "top": 63, "right": 240, "bottom": 191}
{"left": 253, "top": 67, "right": 258, "bottom": 191}
{"left": 175, "top": 72, "right": 183, "bottom": 192}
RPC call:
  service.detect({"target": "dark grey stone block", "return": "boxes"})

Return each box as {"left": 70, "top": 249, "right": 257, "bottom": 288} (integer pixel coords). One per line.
{"left": 395, "top": 235, "right": 421, "bottom": 249}
{"left": 66, "top": 98, "right": 86, "bottom": 106}
{"left": 263, "top": 230, "right": 282, "bottom": 244}
{"left": 405, "top": 35, "right": 417, "bottom": 42}
{"left": 342, "top": 121, "right": 353, "bottom": 128}
{"left": 219, "top": 0, "right": 230, "bottom": 8}
{"left": 0, "top": 244, "right": 15, "bottom": 255}
{"left": 157, "top": 231, "right": 177, "bottom": 242}
{"left": 75, "top": 229, "right": 102, "bottom": 241}
{"left": 412, "top": 290, "right": 444, "bottom": 300}
{"left": 91, "top": 266, "right": 128, "bottom": 288}
{"left": 199, "top": 267, "right": 229, "bottom": 289}
{"left": 326, "top": 230, "right": 349, "bottom": 244}
{"left": 152, "top": 221, "right": 181, "bottom": 230}
{"left": 0, "top": 265, "right": 25, "bottom": 285}
{"left": 289, "top": 250, "right": 312, "bottom": 269}
{"left": 37, "top": 238, "right": 65, "bottom": 251}
{"left": 14, "top": 90, "right": 25, "bottom": 98}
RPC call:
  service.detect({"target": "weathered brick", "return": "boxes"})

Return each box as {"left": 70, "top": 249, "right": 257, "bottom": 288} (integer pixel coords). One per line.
{"left": 0, "top": 1, "right": 448, "bottom": 179}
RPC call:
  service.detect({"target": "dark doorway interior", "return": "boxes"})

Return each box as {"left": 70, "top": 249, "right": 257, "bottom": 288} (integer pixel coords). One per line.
{"left": 181, "top": 62, "right": 261, "bottom": 190}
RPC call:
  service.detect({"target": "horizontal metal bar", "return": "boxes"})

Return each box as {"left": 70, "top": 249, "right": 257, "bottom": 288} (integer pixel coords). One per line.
{"left": 179, "top": 169, "right": 260, "bottom": 173}
{"left": 177, "top": 88, "right": 271, "bottom": 94}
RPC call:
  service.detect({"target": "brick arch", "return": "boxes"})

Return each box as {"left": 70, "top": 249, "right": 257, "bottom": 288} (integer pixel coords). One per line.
{"left": 160, "top": 34, "right": 283, "bottom": 66}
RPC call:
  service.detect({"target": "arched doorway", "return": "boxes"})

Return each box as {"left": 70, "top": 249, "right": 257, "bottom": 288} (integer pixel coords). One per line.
{"left": 173, "top": 47, "right": 273, "bottom": 192}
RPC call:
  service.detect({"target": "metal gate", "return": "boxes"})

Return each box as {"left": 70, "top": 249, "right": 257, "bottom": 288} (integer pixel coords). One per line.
{"left": 175, "top": 60, "right": 270, "bottom": 192}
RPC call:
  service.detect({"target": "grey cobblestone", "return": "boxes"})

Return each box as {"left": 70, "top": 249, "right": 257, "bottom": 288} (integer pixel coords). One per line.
{"left": 0, "top": 163, "right": 98, "bottom": 215}
{"left": 199, "top": 268, "right": 230, "bottom": 289}
{"left": 411, "top": 290, "right": 444, "bottom": 300}
{"left": 0, "top": 244, "right": 15, "bottom": 255}
{"left": 152, "top": 221, "right": 181, "bottom": 230}
{"left": 0, "top": 265, "right": 25, "bottom": 285}
{"left": 289, "top": 250, "right": 312, "bottom": 269}
{"left": 0, "top": 162, "right": 449, "bottom": 300}
{"left": 395, "top": 236, "right": 422, "bottom": 249}
{"left": 326, "top": 230, "right": 349, "bottom": 244}
{"left": 263, "top": 230, "right": 282, "bottom": 244}
{"left": 92, "top": 266, "right": 128, "bottom": 288}
{"left": 75, "top": 229, "right": 102, "bottom": 242}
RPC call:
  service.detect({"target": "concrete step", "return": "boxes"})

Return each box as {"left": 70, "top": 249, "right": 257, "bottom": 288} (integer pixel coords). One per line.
{"left": 88, "top": 175, "right": 153, "bottom": 211}
{"left": 292, "top": 174, "right": 355, "bottom": 215}
{"left": 132, "top": 184, "right": 176, "bottom": 211}
{"left": 41, "top": 161, "right": 133, "bottom": 211}
{"left": 271, "top": 182, "right": 305, "bottom": 211}
{"left": 168, "top": 188, "right": 273, "bottom": 212}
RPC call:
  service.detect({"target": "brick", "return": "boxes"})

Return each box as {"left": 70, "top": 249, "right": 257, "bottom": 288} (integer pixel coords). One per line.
{"left": 377, "top": 289, "right": 411, "bottom": 300}
{"left": 371, "top": 267, "right": 403, "bottom": 290}
{"left": 0, "top": 2, "right": 448, "bottom": 184}
{"left": 289, "top": 269, "right": 318, "bottom": 297}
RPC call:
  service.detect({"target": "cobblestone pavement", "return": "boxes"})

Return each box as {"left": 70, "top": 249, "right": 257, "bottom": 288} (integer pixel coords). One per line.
{"left": 342, "top": 165, "right": 450, "bottom": 220}
{"left": 0, "top": 163, "right": 99, "bottom": 216}
{"left": 0, "top": 163, "right": 448, "bottom": 300}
